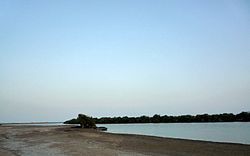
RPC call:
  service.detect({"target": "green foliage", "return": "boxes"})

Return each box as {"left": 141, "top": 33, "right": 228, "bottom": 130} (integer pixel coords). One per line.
{"left": 64, "top": 114, "right": 96, "bottom": 128}
{"left": 77, "top": 114, "right": 96, "bottom": 128}
{"left": 64, "top": 112, "right": 250, "bottom": 125}
{"left": 236, "top": 112, "right": 250, "bottom": 121}
{"left": 64, "top": 118, "right": 78, "bottom": 124}
{"left": 93, "top": 112, "right": 250, "bottom": 124}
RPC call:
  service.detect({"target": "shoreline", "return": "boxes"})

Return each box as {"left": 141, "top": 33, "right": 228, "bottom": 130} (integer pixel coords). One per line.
{"left": 2, "top": 124, "right": 250, "bottom": 145}
{"left": 1, "top": 125, "right": 250, "bottom": 156}
{"left": 3, "top": 122, "right": 250, "bottom": 145}
{"left": 106, "top": 131, "right": 250, "bottom": 146}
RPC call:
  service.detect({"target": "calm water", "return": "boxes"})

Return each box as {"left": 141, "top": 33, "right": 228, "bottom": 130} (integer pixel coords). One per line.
{"left": 97, "top": 122, "right": 250, "bottom": 144}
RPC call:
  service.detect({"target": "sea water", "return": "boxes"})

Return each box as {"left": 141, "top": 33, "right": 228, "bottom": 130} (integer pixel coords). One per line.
{"left": 97, "top": 122, "right": 250, "bottom": 144}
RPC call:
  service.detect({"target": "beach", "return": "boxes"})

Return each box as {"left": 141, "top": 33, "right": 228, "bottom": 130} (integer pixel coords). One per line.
{"left": 0, "top": 125, "right": 250, "bottom": 156}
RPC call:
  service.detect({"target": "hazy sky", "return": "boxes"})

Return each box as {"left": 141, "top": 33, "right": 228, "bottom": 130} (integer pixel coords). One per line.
{"left": 0, "top": 0, "right": 250, "bottom": 122}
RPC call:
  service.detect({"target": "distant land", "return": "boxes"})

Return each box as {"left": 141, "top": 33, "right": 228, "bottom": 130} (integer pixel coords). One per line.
{"left": 65, "top": 112, "right": 250, "bottom": 124}
{"left": 0, "top": 122, "right": 62, "bottom": 125}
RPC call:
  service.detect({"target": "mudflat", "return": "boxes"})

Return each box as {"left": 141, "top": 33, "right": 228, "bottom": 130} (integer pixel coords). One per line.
{"left": 0, "top": 125, "right": 250, "bottom": 156}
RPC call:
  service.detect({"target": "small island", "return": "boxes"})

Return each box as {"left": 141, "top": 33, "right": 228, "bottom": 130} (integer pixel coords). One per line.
{"left": 64, "top": 112, "right": 250, "bottom": 125}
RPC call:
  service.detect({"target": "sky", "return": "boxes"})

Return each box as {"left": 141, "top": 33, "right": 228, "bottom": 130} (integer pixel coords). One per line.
{"left": 0, "top": 0, "right": 250, "bottom": 122}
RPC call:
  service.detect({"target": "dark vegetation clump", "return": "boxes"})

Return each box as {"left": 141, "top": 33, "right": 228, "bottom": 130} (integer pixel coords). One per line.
{"left": 64, "top": 114, "right": 96, "bottom": 128}
{"left": 64, "top": 112, "right": 250, "bottom": 125}
{"left": 94, "top": 112, "right": 250, "bottom": 124}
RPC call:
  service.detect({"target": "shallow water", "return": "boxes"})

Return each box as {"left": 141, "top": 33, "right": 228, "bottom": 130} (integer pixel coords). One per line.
{"left": 97, "top": 122, "right": 250, "bottom": 145}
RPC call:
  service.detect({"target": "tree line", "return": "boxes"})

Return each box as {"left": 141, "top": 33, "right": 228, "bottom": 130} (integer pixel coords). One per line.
{"left": 94, "top": 112, "right": 250, "bottom": 124}
{"left": 64, "top": 112, "right": 250, "bottom": 124}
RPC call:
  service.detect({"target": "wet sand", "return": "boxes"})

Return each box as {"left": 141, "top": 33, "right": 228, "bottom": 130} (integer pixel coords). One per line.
{"left": 0, "top": 125, "right": 250, "bottom": 156}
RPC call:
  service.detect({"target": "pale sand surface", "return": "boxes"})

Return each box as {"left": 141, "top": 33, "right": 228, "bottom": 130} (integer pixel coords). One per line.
{"left": 0, "top": 125, "right": 250, "bottom": 156}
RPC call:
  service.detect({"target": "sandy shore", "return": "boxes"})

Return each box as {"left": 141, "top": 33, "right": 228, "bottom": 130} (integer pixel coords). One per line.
{"left": 0, "top": 125, "right": 250, "bottom": 156}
